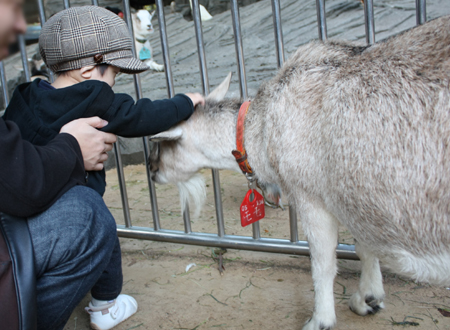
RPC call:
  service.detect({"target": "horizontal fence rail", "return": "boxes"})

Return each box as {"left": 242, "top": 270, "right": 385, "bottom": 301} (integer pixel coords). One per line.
{"left": 118, "top": 225, "right": 359, "bottom": 259}
{"left": 0, "top": 0, "right": 430, "bottom": 260}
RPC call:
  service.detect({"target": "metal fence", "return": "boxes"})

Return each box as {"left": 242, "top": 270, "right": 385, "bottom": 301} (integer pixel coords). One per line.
{"left": 0, "top": 0, "right": 428, "bottom": 260}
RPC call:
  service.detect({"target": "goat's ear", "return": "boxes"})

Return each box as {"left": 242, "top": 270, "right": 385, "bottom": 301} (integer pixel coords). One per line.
{"left": 207, "top": 72, "right": 232, "bottom": 102}
{"left": 150, "top": 127, "right": 183, "bottom": 142}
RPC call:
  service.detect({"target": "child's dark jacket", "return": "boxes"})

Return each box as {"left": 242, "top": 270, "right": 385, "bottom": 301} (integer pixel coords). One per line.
{"left": 3, "top": 79, "right": 195, "bottom": 196}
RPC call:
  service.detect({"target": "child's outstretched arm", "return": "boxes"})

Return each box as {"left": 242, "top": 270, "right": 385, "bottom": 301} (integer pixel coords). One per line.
{"left": 184, "top": 93, "right": 205, "bottom": 107}
{"left": 103, "top": 92, "right": 204, "bottom": 137}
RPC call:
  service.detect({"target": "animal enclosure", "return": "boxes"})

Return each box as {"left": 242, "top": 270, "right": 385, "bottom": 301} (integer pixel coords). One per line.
{"left": 2, "top": 1, "right": 450, "bottom": 330}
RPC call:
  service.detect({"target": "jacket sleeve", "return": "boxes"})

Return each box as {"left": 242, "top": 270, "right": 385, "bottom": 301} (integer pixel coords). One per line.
{"left": 0, "top": 118, "right": 86, "bottom": 217}
{"left": 100, "top": 93, "right": 194, "bottom": 137}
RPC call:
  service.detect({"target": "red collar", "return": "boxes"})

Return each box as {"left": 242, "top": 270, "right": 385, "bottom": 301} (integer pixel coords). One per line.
{"left": 232, "top": 101, "right": 253, "bottom": 174}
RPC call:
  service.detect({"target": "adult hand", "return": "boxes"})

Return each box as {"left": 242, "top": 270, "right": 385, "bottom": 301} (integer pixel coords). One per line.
{"left": 60, "top": 117, "right": 117, "bottom": 171}
{"left": 185, "top": 92, "right": 206, "bottom": 108}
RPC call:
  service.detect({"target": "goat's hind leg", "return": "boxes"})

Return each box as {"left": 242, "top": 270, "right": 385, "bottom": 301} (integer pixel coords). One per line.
{"left": 146, "top": 59, "right": 164, "bottom": 72}
{"left": 301, "top": 205, "right": 339, "bottom": 330}
{"left": 349, "top": 240, "right": 385, "bottom": 315}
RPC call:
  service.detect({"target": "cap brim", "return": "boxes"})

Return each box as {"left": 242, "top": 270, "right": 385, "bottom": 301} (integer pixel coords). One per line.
{"left": 107, "top": 56, "right": 150, "bottom": 74}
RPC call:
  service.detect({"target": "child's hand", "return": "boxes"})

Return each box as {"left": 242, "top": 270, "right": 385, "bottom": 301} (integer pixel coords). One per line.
{"left": 185, "top": 93, "right": 205, "bottom": 108}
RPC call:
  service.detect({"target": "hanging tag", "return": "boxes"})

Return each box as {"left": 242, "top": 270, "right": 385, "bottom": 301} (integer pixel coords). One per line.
{"left": 139, "top": 47, "right": 151, "bottom": 60}
{"left": 240, "top": 189, "right": 265, "bottom": 227}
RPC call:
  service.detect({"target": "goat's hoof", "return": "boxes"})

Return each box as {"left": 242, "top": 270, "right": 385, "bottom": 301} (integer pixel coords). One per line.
{"left": 349, "top": 293, "right": 385, "bottom": 316}
{"left": 153, "top": 65, "right": 164, "bottom": 72}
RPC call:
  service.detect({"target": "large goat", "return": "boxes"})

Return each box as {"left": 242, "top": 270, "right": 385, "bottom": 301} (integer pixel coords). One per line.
{"left": 149, "top": 16, "right": 450, "bottom": 329}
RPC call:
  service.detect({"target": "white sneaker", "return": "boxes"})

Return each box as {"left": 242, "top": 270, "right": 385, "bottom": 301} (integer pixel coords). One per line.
{"left": 85, "top": 294, "right": 138, "bottom": 330}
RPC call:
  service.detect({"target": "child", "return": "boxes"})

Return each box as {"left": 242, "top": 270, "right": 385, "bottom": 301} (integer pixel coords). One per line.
{"left": 3, "top": 6, "right": 205, "bottom": 330}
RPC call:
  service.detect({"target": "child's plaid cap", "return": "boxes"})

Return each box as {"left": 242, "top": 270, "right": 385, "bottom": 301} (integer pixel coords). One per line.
{"left": 39, "top": 6, "right": 149, "bottom": 74}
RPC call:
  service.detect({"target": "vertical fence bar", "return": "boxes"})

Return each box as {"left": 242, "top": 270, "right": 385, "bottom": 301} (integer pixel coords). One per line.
{"left": 270, "top": 0, "right": 298, "bottom": 243}
{"left": 18, "top": 35, "right": 31, "bottom": 82}
{"left": 113, "top": 143, "right": 133, "bottom": 227}
{"left": 103, "top": 0, "right": 141, "bottom": 229}
{"left": 0, "top": 62, "right": 9, "bottom": 108}
{"left": 191, "top": 0, "right": 226, "bottom": 237}
{"left": 289, "top": 205, "right": 298, "bottom": 242}
{"left": 63, "top": 0, "right": 70, "bottom": 9}
{"left": 156, "top": 0, "right": 175, "bottom": 98}
{"left": 191, "top": 0, "right": 210, "bottom": 94}
{"left": 315, "top": 0, "right": 327, "bottom": 40}
{"left": 230, "top": 0, "right": 260, "bottom": 240}
{"left": 416, "top": 0, "right": 426, "bottom": 25}
{"left": 271, "top": 0, "right": 285, "bottom": 67}
{"left": 123, "top": 0, "right": 162, "bottom": 231}
{"left": 37, "top": 0, "right": 54, "bottom": 82}
{"left": 211, "top": 172, "right": 225, "bottom": 237}
{"left": 37, "top": 0, "right": 46, "bottom": 26}
{"left": 155, "top": 0, "right": 192, "bottom": 233}
{"left": 363, "top": 0, "right": 375, "bottom": 45}
{"left": 230, "top": 0, "right": 248, "bottom": 101}
{"left": 144, "top": 139, "right": 161, "bottom": 231}
{"left": 91, "top": 0, "right": 99, "bottom": 6}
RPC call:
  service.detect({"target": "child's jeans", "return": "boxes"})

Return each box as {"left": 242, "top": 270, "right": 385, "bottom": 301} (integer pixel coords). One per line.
{"left": 27, "top": 186, "right": 123, "bottom": 330}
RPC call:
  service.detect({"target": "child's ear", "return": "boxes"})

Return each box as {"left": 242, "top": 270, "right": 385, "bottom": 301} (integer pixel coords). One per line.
{"left": 80, "top": 65, "right": 96, "bottom": 79}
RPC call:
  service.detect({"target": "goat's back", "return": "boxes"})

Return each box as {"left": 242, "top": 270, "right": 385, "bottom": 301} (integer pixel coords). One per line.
{"left": 246, "top": 15, "right": 450, "bottom": 284}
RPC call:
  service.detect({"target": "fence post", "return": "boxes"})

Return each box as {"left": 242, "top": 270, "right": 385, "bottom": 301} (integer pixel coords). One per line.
{"left": 0, "top": 62, "right": 8, "bottom": 108}
{"left": 155, "top": 0, "right": 192, "bottom": 233}
{"left": 191, "top": 0, "right": 226, "bottom": 238}
{"left": 230, "top": 0, "right": 261, "bottom": 240}
{"left": 364, "top": 0, "right": 375, "bottom": 45}
{"left": 416, "top": 0, "right": 426, "bottom": 25}
{"left": 316, "top": 0, "right": 327, "bottom": 40}
{"left": 272, "top": 0, "right": 285, "bottom": 67}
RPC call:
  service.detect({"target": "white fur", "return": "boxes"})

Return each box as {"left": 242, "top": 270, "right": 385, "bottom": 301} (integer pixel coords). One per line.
{"left": 386, "top": 250, "right": 450, "bottom": 286}
{"left": 177, "top": 173, "right": 206, "bottom": 219}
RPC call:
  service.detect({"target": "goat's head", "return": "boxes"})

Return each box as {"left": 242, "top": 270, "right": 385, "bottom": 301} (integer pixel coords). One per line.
{"left": 132, "top": 9, "right": 155, "bottom": 38}
{"left": 148, "top": 72, "right": 238, "bottom": 215}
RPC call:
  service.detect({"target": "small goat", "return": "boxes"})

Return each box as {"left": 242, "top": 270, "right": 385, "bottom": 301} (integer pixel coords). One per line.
{"left": 131, "top": 9, "right": 164, "bottom": 72}
{"left": 149, "top": 16, "right": 450, "bottom": 329}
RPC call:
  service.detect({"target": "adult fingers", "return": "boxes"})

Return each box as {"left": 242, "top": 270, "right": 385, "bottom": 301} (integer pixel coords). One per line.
{"left": 102, "top": 131, "right": 117, "bottom": 145}
{"left": 79, "top": 116, "right": 109, "bottom": 129}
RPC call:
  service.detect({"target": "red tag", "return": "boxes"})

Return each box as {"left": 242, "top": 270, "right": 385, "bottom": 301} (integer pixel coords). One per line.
{"left": 240, "top": 189, "right": 265, "bottom": 227}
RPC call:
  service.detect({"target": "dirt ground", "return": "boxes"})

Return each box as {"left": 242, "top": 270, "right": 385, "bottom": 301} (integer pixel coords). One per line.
{"left": 63, "top": 165, "right": 450, "bottom": 330}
